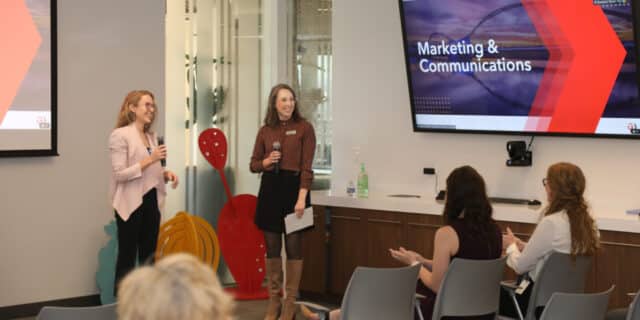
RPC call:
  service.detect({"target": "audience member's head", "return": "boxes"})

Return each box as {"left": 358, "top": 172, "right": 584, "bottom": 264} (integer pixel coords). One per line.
{"left": 442, "top": 165, "right": 494, "bottom": 235}
{"left": 117, "top": 253, "right": 234, "bottom": 320}
{"left": 544, "top": 162, "right": 599, "bottom": 256}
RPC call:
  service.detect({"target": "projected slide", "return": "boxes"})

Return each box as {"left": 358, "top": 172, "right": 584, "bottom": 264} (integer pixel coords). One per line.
{"left": 399, "top": 0, "right": 640, "bottom": 136}
{"left": 0, "top": 0, "right": 56, "bottom": 155}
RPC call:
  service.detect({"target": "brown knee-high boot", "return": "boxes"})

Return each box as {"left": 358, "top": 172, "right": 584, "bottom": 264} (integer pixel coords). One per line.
{"left": 265, "top": 258, "right": 283, "bottom": 320}
{"left": 281, "top": 259, "right": 303, "bottom": 320}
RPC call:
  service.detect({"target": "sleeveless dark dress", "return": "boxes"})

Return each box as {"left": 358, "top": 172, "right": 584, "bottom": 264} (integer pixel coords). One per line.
{"left": 416, "top": 219, "right": 503, "bottom": 320}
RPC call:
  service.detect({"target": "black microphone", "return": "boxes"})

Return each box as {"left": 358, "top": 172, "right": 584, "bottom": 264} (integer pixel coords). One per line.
{"left": 157, "top": 136, "right": 166, "bottom": 167}
{"left": 272, "top": 141, "right": 281, "bottom": 174}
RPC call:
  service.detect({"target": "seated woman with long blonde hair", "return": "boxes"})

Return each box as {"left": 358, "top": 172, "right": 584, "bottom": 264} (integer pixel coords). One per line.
{"left": 500, "top": 162, "right": 600, "bottom": 319}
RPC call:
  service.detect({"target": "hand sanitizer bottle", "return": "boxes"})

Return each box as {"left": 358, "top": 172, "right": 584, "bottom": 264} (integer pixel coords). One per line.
{"left": 357, "top": 163, "right": 369, "bottom": 198}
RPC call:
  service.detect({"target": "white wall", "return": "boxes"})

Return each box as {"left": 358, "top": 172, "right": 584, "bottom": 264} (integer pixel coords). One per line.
{"left": 164, "top": 0, "right": 188, "bottom": 218}
{"left": 332, "top": 0, "right": 640, "bottom": 221}
{"left": 234, "top": 0, "right": 265, "bottom": 196}
{"left": 0, "top": 0, "right": 164, "bottom": 307}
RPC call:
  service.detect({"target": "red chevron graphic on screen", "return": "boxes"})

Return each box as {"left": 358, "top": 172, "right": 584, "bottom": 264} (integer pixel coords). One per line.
{"left": 522, "top": 0, "right": 569, "bottom": 131}
{"left": 523, "top": 0, "right": 626, "bottom": 133}
{"left": 0, "top": 0, "right": 42, "bottom": 126}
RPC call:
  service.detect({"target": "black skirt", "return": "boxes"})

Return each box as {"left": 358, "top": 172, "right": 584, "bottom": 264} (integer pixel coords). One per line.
{"left": 255, "top": 170, "right": 312, "bottom": 233}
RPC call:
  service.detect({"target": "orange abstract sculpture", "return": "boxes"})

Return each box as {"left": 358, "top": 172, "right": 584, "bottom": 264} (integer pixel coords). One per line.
{"left": 155, "top": 211, "right": 221, "bottom": 271}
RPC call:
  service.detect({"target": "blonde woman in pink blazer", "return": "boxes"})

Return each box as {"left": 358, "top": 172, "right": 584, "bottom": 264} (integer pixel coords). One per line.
{"left": 109, "top": 90, "right": 178, "bottom": 292}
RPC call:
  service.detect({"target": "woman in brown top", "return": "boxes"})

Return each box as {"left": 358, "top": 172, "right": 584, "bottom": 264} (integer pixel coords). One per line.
{"left": 250, "top": 83, "right": 316, "bottom": 320}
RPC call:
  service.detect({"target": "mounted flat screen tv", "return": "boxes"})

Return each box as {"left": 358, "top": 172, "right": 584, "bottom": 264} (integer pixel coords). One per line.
{"left": 398, "top": 0, "right": 640, "bottom": 137}
{"left": 0, "top": 0, "right": 57, "bottom": 156}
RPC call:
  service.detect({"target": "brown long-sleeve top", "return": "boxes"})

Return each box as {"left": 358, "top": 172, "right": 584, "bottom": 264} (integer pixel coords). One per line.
{"left": 250, "top": 119, "right": 316, "bottom": 189}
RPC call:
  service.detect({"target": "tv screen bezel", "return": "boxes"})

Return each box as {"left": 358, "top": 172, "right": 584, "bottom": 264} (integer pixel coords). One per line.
{"left": 397, "top": 0, "right": 640, "bottom": 139}
{"left": 0, "top": 0, "right": 58, "bottom": 157}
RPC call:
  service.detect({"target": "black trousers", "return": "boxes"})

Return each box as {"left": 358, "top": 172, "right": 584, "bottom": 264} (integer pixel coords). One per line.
{"left": 114, "top": 188, "right": 160, "bottom": 291}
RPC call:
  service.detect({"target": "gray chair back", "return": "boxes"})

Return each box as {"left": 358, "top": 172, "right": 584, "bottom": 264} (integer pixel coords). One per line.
{"left": 539, "top": 286, "right": 614, "bottom": 320}
{"left": 525, "top": 252, "right": 592, "bottom": 320}
{"left": 628, "top": 290, "right": 640, "bottom": 320}
{"left": 432, "top": 257, "right": 507, "bottom": 320}
{"left": 36, "top": 303, "right": 117, "bottom": 320}
{"left": 339, "top": 264, "right": 420, "bottom": 320}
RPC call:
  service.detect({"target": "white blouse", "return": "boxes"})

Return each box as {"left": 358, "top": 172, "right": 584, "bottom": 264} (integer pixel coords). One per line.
{"left": 506, "top": 211, "right": 573, "bottom": 281}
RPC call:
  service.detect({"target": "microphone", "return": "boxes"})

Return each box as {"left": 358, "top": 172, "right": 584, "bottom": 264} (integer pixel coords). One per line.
{"left": 272, "top": 141, "right": 281, "bottom": 174}
{"left": 157, "top": 136, "right": 166, "bottom": 167}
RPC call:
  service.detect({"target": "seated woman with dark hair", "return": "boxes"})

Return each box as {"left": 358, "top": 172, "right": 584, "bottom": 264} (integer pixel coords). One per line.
{"left": 305, "top": 166, "right": 502, "bottom": 320}
{"left": 389, "top": 165, "right": 503, "bottom": 320}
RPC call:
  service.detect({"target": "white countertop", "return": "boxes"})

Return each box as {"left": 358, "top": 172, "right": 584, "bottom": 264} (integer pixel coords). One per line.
{"left": 311, "top": 191, "right": 640, "bottom": 234}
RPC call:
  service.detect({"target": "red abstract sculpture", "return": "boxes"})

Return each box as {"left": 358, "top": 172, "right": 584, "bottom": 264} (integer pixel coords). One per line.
{"left": 198, "top": 128, "right": 268, "bottom": 300}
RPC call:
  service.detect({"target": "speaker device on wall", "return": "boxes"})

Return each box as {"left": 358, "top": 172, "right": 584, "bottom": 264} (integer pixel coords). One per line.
{"left": 506, "top": 140, "right": 532, "bottom": 167}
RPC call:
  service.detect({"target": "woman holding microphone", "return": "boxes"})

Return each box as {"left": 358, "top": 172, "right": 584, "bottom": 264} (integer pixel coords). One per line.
{"left": 109, "top": 90, "right": 179, "bottom": 292}
{"left": 250, "top": 84, "right": 316, "bottom": 320}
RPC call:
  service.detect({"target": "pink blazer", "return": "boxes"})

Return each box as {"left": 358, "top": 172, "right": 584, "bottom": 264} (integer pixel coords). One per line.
{"left": 109, "top": 124, "right": 166, "bottom": 221}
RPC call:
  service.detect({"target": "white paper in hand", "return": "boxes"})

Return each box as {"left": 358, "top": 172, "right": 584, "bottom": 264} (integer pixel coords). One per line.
{"left": 285, "top": 207, "right": 313, "bottom": 234}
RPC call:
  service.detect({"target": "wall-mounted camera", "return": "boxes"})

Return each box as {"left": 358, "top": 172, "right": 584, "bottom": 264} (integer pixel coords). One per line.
{"left": 506, "top": 140, "right": 532, "bottom": 167}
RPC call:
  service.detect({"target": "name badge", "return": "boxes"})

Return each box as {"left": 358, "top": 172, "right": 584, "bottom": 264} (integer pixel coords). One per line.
{"left": 286, "top": 130, "right": 297, "bottom": 136}
{"left": 515, "top": 279, "right": 530, "bottom": 295}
